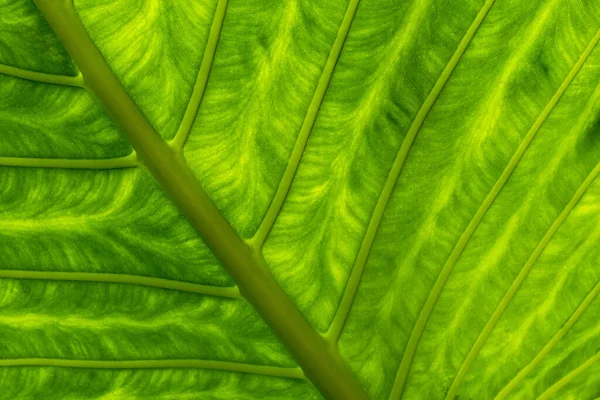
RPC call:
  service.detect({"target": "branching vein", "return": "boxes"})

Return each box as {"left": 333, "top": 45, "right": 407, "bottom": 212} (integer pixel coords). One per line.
{"left": 325, "top": 0, "right": 497, "bottom": 345}
{"left": 0, "top": 270, "right": 241, "bottom": 299}
{"left": 0, "top": 63, "right": 83, "bottom": 88}
{"left": 0, "top": 152, "right": 138, "bottom": 169}
{"left": 250, "top": 0, "right": 360, "bottom": 249}
{"left": 390, "top": 26, "right": 600, "bottom": 400}
{"left": 170, "top": 0, "right": 228, "bottom": 151}
{"left": 0, "top": 358, "right": 304, "bottom": 379}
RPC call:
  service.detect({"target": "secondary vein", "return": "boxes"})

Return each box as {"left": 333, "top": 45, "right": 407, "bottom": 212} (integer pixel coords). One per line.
{"left": 250, "top": 0, "right": 360, "bottom": 249}
{"left": 0, "top": 63, "right": 83, "bottom": 88}
{"left": 170, "top": 0, "right": 228, "bottom": 151}
{"left": 0, "top": 152, "right": 138, "bottom": 169}
{"left": 324, "top": 0, "right": 497, "bottom": 346}
{"left": 0, "top": 270, "right": 241, "bottom": 299}
{"left": 390, "top": 26, "right": 600, "bottom": 400}
{"left": 0, "top": 358, "right": 304, "bottom": 379}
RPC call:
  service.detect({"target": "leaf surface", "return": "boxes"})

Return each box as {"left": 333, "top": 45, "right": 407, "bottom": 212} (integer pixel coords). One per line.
{"left": 1, "top": 0, "right": 600, "bottom": 398}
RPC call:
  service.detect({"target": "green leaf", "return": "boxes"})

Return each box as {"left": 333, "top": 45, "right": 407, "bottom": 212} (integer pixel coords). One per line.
{"left": 1, "top": 0, "right": 600, "bottom": 399}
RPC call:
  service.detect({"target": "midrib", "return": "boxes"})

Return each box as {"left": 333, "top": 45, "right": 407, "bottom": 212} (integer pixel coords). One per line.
{"left": 31, "top": 1, "right": 368, "bottom": 399}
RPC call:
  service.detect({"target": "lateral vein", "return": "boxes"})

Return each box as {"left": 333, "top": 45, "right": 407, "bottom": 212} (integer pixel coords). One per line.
{"left": 0, "top": 270, "right": 241, "bottom": 299}
{"left": 0, "top": 152, "right": 138, "bottom": 169}
{"left": 250, "top": 0, "right": 360, "bottom": 249}
{"left": 325, "top": 0, "right": 497, "bottom": 346}
{"left": 0, "top": 63, "right": 83, "bottom": 88}
{"left": 170, "top": 0, "right": 228, "bottom": 151}
{"left": 391, "top": 26, "right": 600, "bottom": 400}
{"left": 0, "top": 358, "right": 304, "bottom": 379}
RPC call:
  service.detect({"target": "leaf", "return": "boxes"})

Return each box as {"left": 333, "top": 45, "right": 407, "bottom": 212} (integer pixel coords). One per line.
{"left": 1, "top": 0, "right": 600, "bottom": 399}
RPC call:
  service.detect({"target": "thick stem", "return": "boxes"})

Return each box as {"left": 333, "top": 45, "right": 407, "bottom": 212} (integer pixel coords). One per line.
{"left": 33, "top": 1, "right": 368, "bottom": 399}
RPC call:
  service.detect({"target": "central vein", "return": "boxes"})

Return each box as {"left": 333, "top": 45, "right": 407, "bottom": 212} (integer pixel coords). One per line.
{"left": 31, "top": 1, "right": 368, "bottom": 399}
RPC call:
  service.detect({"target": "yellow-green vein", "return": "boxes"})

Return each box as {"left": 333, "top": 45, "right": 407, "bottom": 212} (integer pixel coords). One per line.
{"left": 0, "top": 358, "right": 304, "bottom": 379}
{"left": 324, "top": 0, "right": 497, "bottom": 345}
{"left": 0, "top": 63, "right": 83, "bottom": 88}
{"left": 0, "top": 270, "right": 241, "bottom": 299}
{"left": 250, "top": 0, "right": 360, "bottom": 249}
{"left": 390, "top": 23, "right": 600, "bottom": 400}
{"left": 170, "top": 0, "right": 228, "bottom": 151}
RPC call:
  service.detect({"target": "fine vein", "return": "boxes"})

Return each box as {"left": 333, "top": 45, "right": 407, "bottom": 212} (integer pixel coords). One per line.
{"left": 325, "top": 0, "right": 497, "bottom": 345}
{"left": 170, "top": 0, "right": 228, "bottom": 151}
{"left": 250, "top": 0, "right": 360, "bottom": 249}
{"left": 0, "top": 270, "right": 240, "bottom": 299}
{"left": 390, "top": 17, "right": 599, "bottom": 400}
{"left": 34, "top": 2, "right": 368, "bottom": 398}
{"left": 0, "top": 63, "right": 83, "bottom": 88}
{"left": 0, "top": 152, "right": 138, "bottom": 169}
{"left": 0, "top": 358, "right": 304, "bottom": 379}
{"left": 536, "top": 351, "right": 600, "bottom": 400}
{"left": 447, "top": 160, "right": 600, "bottom": 399}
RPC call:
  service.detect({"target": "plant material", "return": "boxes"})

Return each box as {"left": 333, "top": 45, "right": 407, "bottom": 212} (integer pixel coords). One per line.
{"left": 1, "top": 0, "right": 600, "bottom": 399}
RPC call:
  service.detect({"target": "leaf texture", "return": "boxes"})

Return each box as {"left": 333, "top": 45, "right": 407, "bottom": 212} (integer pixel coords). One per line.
{"left": 1, "top": 0, "right": 600, "bottom": 398}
